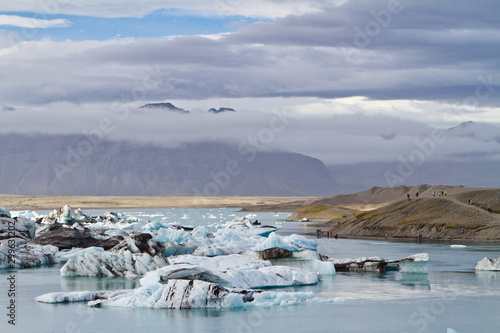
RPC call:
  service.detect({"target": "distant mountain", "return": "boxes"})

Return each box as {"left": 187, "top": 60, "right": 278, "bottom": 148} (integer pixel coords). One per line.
{"left": 447, "top": 121, "right": 500, "bottom": 142}
{"left": 0, "top": 134, "right": 338, "bottom": 196}
{"left": 208, "top": 107, "right": 236, "bottom": 114}
{"left": 140, "top": 102, "right": 190, "bottom": 113}
{"left": 2, "top": 105, "right": 15, "bottom": 112}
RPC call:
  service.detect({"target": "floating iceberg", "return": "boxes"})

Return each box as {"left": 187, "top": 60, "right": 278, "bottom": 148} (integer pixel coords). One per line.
{"left": 36, "top": 280, "right": 314, "bottom": 309}
{"left": 60, "top": 250, "right": 168, "bottom": 277}
{"left": 328, "top": 253, "right": 429, "bottom": 273}
{"left": 450, "top": 245, "right": 466, "bottom": 248}
{"left": 88, "top": 279, "right": 317, "bottom": 309}
{"left": 1, "top": 216, "right": 36, "bottom": 241}
{"left": 221, "top": 218, "right": 280, "bottom": 238}
{"left": 56, "top": 247, "right": 105, "bottom": 261}
{"left": 140, "top": 254, "right": 320, "bottom": 289}
{"left": 35, "top": 290, "right": 132, "bottom": 303}
{"left": 475, "top": 257, "right": 500, "bottom": 271}
{"left": 252, "top": 233, "right": 317, "bottom": 252}
{"left": 0, "top": 244, "right": 58, "bottom": 269}
{"left": 0, "top": 207, "right": 12, "bottom": 218}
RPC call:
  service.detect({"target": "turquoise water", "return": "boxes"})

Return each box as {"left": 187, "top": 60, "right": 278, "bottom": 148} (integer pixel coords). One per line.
{"left": 2, "top": 208, "right": 500, "bottom": 332}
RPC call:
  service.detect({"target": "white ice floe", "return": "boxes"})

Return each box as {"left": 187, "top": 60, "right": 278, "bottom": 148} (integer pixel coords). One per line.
{"left": 142, "top": 220, "right": 172, "bottom": 230}
{"left": 0, "top": 244, "right": 58, "bottom": 269}
{"left": 450, "top": 245, "right": 467, "bottom": 248}
{"left": 220, "top": 218, "right": 280, "bottom": 238}
{"left": 87, "top": 279, "right": 320, "bottom": 309}
{"left": 475, "top": 257, "right": 500, "bottom": 271}
{"left": 140, "top": 254, "right": 320, "bottom": 289}
{"left": 1, "top": 216, "right": 36, "bottom": 240}
{"left": 252, "top": 233, "right": 317, "bottom": 252}
{"left": 395, "top": 253, "right": 429, "bottom": 274}
{"left": 56, "top": 247, "right": 105, "bottom": 261}
{"left": 60, "top": 250, "right": 168, "bottom": 277}
{"left": 0, "top": 206, "right": 12, "bottom": 218}
{"left": 35, "top": 290, "right": 132, "bottom": 303}
{"left": 328, "top": 253, "right": 429, "bottom": 273}
{"left": 10, "top": 210, "right": 43, "bottom": 220}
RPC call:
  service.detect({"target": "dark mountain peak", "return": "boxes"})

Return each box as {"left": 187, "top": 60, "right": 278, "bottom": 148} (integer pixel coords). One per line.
{"left": 208, "top": 107, "right": 236, "bottom": 114}
{"left": 448, "top": 121, "right": 475, "bottom": 131}
{"left": 140, "top": 102, "right": 190, "bottom": 113}
{"left": 447, "top": 121, "right": 500, "bottom": 142}
{"left": 2, "top": 105, "right": 15, "bottom": 112}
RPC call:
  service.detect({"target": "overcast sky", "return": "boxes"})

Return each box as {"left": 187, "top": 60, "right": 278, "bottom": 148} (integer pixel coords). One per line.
{"left": 1, "top": 0, "right": 499, "bottom": 165}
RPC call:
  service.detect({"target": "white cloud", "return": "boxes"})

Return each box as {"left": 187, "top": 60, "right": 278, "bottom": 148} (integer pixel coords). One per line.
{"left": 0, "top": 0, "right": 336, "bottom": 19}
{"left": 0, "top": 14, "right": 71, "bottom": 29}
{"left": 2, "top": 100, "right": 499, "bottom": 166}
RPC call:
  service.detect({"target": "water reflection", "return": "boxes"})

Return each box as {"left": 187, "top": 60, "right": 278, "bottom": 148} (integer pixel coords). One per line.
{"left": 61, "top": 276, "right": 141, "bottom": 291}
{"left": 395, "top": 272, "right": 431, "bottom": 290}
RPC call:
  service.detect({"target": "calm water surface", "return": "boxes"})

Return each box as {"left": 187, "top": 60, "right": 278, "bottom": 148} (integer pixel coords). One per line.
{"left": 1, "top": 208, "right": 499, "bottom": 333}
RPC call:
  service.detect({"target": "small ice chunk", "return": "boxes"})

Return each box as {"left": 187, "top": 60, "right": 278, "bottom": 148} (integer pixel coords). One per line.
{"left": 475, "top": 257, "right": 500, "bottom": 271}
{"left": 0, "top": 207, "right": 12, "bottom": 218}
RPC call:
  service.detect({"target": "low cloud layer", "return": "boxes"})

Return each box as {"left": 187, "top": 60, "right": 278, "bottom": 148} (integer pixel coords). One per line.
{"left": 2, "top": 102, "right": 499, "bottom": 165}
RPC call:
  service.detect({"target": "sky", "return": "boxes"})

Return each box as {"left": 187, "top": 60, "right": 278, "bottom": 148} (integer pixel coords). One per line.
{"left": 0, "top": 0, "right": 499, "bottom": 165}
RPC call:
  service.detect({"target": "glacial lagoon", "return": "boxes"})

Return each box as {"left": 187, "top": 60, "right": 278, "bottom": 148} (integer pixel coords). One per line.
{"left": 2, "top": 208, "right": 500, "bottom": 332}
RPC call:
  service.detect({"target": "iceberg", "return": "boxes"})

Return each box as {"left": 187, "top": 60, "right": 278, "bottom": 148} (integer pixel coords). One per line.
{"left": 1, "top": 216, "right": 35, "bottom": 241}
{"left": 267, "top": 250, "right": 336, "bottom": 275}
{"left": 0, "top": 244, "right": 58, "bottom": 269}
{"left": 252, "top": 233, "right": 317, "bottom": 252}
{"left": 60, "top": 250, "right": 168, "bottom": 277}
{"left": 475, "top": 257, "right": 500, "bottom": 271}
{"left": 328, "top": 253, "right": 429, "bottom": 273}
{"left": 86, "top": 279, "right": 318, "bottom": 309}
{"left": 0, "top": 206, "right": 12, "bottom": 218}
{"left": 221, "top": 218, "right": 280, "bottom": 238}
{"left": 56, "top": 247, "right": 105, "bottom": 261}
{"left": 140, "top": 254, "right": 320, "bottom": 289}
{"left": 35, "top": 290, "right": 132, "bottom": 303}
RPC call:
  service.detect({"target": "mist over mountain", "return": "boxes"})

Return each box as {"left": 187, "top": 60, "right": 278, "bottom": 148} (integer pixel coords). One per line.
{"left": 328, "top": 160, "right": 500, "bottom": 194}
{"left": 0, "top": 134, "right": 338, "bottom": 196}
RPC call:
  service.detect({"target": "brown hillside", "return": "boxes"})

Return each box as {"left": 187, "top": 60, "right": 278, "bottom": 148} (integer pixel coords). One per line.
{"left": 322, "top": 197, "right": 500, "bottom": 240}
{"left": 311, "top": 185, "right": 477, "bottom": 205}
